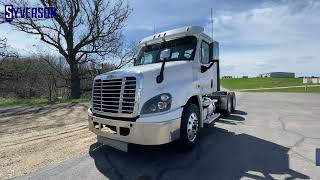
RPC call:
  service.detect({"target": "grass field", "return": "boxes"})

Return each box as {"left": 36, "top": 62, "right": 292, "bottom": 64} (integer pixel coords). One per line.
{"left": 0, "top": 96, "right": 90, "bottom": 107}
{"left": 221, "top": 78, "right": 303, "bottom": 90}
{"left": 221, "top": 77, "right": 320, "bottom": 93}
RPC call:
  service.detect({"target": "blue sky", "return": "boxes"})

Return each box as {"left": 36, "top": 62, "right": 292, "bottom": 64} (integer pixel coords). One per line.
{"left": 1, "top": 0, "right": 320, "bottom": 77}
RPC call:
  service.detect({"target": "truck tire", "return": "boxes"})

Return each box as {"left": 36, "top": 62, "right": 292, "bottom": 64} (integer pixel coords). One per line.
{"left": 179, "top": 103, "right": 200, "bottom": 148}
{"left": 222, "top": 94, "right": 232, "bottom": 116}
{"left": 231, "top": 93, "right": 236, "bottom": 112}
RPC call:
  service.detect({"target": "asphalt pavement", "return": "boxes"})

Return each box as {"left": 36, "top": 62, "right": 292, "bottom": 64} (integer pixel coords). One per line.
{"left": 15, "top": 92, "right": 320, "bottom": 180}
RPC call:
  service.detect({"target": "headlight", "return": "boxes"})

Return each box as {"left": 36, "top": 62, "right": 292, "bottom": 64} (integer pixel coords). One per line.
{"left": 141, "top": 93, "right": 172, "bottom": 114}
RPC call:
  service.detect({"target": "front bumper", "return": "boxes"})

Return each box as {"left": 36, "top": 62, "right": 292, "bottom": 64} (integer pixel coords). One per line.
{"left": 88, "top": 109, "right": 181, "bottom": 145}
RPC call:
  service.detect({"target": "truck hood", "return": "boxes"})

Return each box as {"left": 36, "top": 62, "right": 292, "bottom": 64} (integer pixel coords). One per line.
{"left": 95, "top": 60, "right": 195, "bottom": 116}
{"left": 96, "top": 60, "right": 193, "bottom": 82}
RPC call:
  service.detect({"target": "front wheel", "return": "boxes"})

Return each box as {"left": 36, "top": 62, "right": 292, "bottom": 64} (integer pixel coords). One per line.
{"left": 179, "top": 103, "right": 200, "bottom": 148}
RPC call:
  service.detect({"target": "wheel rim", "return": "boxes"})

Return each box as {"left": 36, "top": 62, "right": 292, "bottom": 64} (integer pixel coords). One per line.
{"left": 187, "top": 112, "right": 198, "bottom": 142}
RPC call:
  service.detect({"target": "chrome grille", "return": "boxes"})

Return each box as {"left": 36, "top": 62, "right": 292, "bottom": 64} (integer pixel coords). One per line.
{"left": 93, "top": 77, "right": 136, "bottom": 114}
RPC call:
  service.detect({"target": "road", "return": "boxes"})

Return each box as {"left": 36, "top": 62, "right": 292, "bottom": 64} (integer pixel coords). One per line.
{"left": 0, "top": 103, "right": 95, "bottom": 179}
{"left": 15, "top": 93, "right": 320, "bottom": 180}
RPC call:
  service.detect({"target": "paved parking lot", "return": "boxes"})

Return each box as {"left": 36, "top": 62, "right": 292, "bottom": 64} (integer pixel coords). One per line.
{"left": 17, "top": 92, "right": 320, "bottom": 180}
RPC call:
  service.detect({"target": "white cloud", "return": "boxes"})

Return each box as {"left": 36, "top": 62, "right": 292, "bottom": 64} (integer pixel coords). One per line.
{"left": 1, "top": 0, "right": 319, "bottom": 77}
{"left": 205, "top": 0, "right": 320, "bottom": 76}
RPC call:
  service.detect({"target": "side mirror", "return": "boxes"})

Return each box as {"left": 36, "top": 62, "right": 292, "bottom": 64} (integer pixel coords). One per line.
{"left": 133, "top": 57, "right": 137, "bottom": 65}
{"left": 160, "top": 49, "right": 171, "bottom": 61}
{"left": 157, "top": 49, "right": 171, "bottom": 84}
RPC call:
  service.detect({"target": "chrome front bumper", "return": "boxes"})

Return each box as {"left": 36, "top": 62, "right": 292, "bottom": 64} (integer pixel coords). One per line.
{"left": 88, "top": 109, "right": 181, "bottom": 145}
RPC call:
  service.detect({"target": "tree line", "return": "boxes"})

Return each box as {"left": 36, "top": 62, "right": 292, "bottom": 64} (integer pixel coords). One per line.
{"left": 0, "top": 49, "right": 117, "bottom": 101}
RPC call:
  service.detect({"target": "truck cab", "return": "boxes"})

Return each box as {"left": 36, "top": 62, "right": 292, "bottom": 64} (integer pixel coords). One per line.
{"left": 88, "top": 26, "right": 236, "bottom": 151}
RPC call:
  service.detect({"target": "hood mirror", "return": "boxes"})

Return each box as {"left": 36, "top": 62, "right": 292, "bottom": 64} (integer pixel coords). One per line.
{"left": 133, "top": 57, "right": 137, "bottom": 66}
{"left": 157, "top": 49, "right": 171, "bottom": 84}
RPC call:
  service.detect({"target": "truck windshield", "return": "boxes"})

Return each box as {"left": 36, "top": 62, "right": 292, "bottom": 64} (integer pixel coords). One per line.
{"left": 135, "top": 36, "right": 197, "bottom": 66}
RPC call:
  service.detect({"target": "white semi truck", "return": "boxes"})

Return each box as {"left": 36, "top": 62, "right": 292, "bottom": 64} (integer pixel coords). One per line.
{"left": 88, "top": 26, "right": 236, "bottom": 151}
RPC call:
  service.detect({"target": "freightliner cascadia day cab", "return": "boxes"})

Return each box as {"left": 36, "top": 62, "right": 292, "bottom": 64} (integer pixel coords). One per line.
{"left": 88, "top": 26, "right": 236, "bottom": 152}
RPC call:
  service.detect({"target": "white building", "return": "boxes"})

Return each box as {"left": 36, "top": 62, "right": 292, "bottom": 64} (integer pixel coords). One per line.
{"left": 259, "top": 72, "right": 295, "bottom": 78}
{"left": 304, "top": 77, "right": 320, "bottom": 84}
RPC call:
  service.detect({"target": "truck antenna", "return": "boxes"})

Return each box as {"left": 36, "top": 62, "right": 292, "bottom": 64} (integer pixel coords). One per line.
{"left": 211, "top": 8, "right": 214, "bottom": 39}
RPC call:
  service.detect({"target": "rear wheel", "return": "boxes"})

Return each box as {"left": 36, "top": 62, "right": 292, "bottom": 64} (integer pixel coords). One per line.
{"left": 222, "top": 94, "right": 233, "bottom": 116}
{"left": 179, "top": 103, "right": 200, "bottom": 148}
{"left": 231, "top": 93, "right": 236, "bottom": 112}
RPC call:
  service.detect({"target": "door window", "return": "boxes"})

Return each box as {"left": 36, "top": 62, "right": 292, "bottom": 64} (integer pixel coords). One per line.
{"left": 201, "top": 41, "right": 210, "bottom": 64}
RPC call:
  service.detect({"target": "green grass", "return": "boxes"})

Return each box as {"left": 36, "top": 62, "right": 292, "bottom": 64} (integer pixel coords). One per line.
{"left": 221, "top": 78, "right": 303, "bottom": 90}
{"left": 0, "top": 96, "right": 91, "bottom": 107}
{"left": 246, "top": 86, "right": 320, "bottom": 93}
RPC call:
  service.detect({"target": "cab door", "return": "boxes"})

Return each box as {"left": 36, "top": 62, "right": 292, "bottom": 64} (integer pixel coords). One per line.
{"left": 198, "top": 40, "right": 215, "bottom": 94}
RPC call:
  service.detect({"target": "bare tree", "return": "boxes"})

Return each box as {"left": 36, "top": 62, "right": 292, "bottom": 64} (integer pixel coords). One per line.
{"left": 0, "top": 38, "right": 9, "bottom": 82}
{"left": 0, "top": 38, "right": 7, "bottom": 57}
{"left": 0, "top": 11, "right": 3, "bottom": 24}
{"left": 0, "top": 38, "right": 18, "bottom": 83}
{"left": 113, "top": 42, "right": 138, "bottom": 69}
{"left": 5, "top": 0, "right": 131, "bottom": 98}
{"left": 0, "top": 38, "right": 10, "bottom": 58}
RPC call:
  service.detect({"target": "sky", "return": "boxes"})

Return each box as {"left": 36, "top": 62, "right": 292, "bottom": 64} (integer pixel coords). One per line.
{"left": 1, "top": 0, "right": 320, "bottom": 77}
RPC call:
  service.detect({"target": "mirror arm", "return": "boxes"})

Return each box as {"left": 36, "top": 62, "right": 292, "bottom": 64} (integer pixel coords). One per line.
{"left": 201, "top": 59, "right": 218, "bottom": 73}
{"left": 157, "top": 60, "right": 166, "bottom": 83}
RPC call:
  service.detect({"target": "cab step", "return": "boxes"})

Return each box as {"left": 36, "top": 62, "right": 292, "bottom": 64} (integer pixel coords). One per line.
{"left": 204, "top": 113, "right": 221, "bottom": 124}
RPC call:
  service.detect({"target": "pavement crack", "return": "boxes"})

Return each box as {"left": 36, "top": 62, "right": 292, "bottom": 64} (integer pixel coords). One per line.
{"left": 277, "top": 116, "right": 306, "bottom": 144}
{"left": 277, "top": 116, "right": 317, "bottom": 165}
{"left": 288, "top": 136, "right": 305, "bottom": 149}
{"left": 289, "top": 150, "right": 314, "bottom": 164}
{"left": 277, "top": 116, "right": 320, "bottom": 139}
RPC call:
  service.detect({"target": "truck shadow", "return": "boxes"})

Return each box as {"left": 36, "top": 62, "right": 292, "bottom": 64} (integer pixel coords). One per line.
{"left": 217, "top": 110, "right": 247, "bottom": 125}
{"left": 89, "top": 127, "right": 309, "bottom": 180}
{"left": 233, "top": 110, "right": 247, "bottom": 116}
